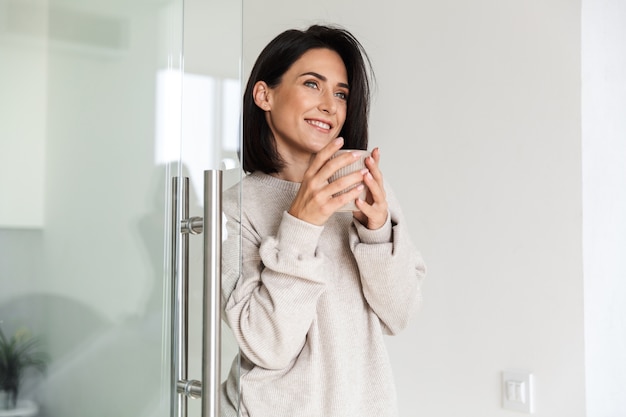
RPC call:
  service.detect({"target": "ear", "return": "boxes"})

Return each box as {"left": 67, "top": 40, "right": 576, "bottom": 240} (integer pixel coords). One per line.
{"left": 253, "top": 81, "right": 272, "bottom": 111}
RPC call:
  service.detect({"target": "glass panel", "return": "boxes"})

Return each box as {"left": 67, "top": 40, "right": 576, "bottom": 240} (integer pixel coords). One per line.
{"left": 0, "top": 0, "right": 183, "bottom": 415}
{"left": 179, "top": 0, "right": 243, "bottom": 415}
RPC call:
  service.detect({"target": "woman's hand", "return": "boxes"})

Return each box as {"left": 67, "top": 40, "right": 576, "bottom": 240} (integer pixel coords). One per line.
{"left": 353, "top": 147, "right": 388, "bottom": 230}
{"left": 288, "top": 137, "right": 369, "bottom": 226}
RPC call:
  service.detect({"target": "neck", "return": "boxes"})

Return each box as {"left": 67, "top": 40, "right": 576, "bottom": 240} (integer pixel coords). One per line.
{"left": 272, "top": 148, "right": 313, "bottom": 183}
{"left": 271, "top": 164, "right": 306, "bottom": 183}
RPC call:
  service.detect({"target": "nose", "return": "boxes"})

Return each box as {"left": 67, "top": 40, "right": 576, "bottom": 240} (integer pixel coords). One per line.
{"left": 318, "top": 90, "right": 337, "bottom": 115}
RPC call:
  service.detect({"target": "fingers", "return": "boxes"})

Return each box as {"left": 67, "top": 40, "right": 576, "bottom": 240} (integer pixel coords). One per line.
{"left": 305, "top": 137, "right": 346, "bottom": 178}
{"left": 289, "top": 173, "right": 365, "bottom": 225}
{"left": 289, "top": 138, "right": 368, "bottom": 225}
{"left": 327, "top": 168, "right": 369, "bottom": 198}
{"left": 308, "top": 146, "right": 365, "bottom": 185}
{"left": 362, "top": 148, "right": 385, "bottom": 202}
{"left": 292, "top": 140, "right": 389, "bottom": 227}
{"left": 330, "top": 181, "right": 366, "bottom": 209}
{"left": 366, "top": 148, "right": 384, "bottom": 188}
{"left": 353, "top": 147, "right": 388, "bottom": 230}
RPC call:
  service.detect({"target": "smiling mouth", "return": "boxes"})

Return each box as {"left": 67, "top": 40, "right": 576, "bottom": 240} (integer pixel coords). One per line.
{"left": 306, "top": 119, "right": 331, "bottom": 130}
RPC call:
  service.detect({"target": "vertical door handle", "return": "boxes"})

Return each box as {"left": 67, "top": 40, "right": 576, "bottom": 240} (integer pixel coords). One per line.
{"left": 171, "top": 171, "right": 222, "bottom": 417}
{"left": 171, "top": 177, "right": 194, "bottom": 417}
{"left": 201, "top": 170, "right": 222, "bottom": 417}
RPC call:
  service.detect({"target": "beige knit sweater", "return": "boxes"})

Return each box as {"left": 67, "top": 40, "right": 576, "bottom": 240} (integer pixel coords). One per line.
{"left": 220, "top": 171, "right": 426, "bottom": 417}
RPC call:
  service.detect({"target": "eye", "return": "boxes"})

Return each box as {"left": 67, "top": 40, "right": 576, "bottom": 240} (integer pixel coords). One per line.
{"left": 335, "top": 91, "right": 348, "bottom": 100}
{"left": 304, "top": 80, "right": 319, "bottom": 89}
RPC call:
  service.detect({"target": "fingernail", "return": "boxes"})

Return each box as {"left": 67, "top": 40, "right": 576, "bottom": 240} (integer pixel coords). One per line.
{"left": 334, "top": 137, "right": 344, "bottom": 145}
{"left": 367, "top": 172, "right": 373, "bottom": 180}
{"left": 360, "top": 168, "right": 369, "bottom": 175}
{"left": 357, "top": 184, "right": 365, "bottom": 191}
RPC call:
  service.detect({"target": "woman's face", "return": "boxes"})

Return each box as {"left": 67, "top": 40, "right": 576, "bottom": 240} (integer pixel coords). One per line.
{"left": 259, "top": 48, "right": 349, "bottom": 164}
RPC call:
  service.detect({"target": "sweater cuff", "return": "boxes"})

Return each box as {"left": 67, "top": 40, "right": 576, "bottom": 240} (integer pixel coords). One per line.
{"left": 276, "top": 211, "right": 324, "bottom": 256}
{"left": 353, "top": 211, "right": 392, "bottom": 244}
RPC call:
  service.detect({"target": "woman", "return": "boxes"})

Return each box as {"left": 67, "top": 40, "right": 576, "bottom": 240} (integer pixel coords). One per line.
{"left": 221, "top": 24, "right": 426, "bottom": 417}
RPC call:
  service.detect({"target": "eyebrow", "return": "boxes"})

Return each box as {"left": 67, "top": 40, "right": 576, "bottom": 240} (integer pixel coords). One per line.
{"left": 300, "top": 71, "right": 349, "bottom": 90}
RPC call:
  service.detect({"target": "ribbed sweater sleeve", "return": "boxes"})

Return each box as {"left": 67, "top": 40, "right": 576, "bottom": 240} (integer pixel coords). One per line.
{"left": 223, "top": 184, "right": 329, "bottom": 370}
{"left": 349, "top": 184, "right": 426, "bottom": 334}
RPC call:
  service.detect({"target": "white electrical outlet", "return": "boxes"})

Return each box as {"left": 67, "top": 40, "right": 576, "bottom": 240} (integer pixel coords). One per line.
{"left": 502, "top": 370, "right": 534, "bottom": 413}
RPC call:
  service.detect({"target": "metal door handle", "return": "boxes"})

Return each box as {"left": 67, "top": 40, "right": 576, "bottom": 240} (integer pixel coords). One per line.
{"left": 171, "top": 177, "right": 193, "bottom": 417}
{"left": 171, "top": 170, "right": 222, "bottom": 417}
{"left": 201, "top": 170, "right": 222, "bottom": 417}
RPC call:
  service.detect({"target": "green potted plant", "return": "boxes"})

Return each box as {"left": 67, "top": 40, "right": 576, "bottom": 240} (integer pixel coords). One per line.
{"left": 0, "top": 326, "right": 48, "bottom": 410}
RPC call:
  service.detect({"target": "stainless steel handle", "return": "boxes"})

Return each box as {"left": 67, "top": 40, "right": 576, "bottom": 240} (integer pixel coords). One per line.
{"left": 171, "top": 172, "right": 222, "bottom": 417}
{"left": 171, "top": 177, "right": 193, "bottom": 417}
{"left": 202, "top": 170, "right": 222, "bottom": 417}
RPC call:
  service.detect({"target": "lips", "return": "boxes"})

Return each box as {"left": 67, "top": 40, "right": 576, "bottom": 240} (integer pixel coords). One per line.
{"left": 306, "top": 119, "right": 332, "bottom": 130}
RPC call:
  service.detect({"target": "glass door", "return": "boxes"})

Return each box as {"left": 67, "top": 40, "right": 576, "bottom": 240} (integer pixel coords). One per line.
{"left": 177, "top": 0, "right": 243, "bottom": 416}
{"left": 0, "top": 0, "right": 242, "bottom": 415}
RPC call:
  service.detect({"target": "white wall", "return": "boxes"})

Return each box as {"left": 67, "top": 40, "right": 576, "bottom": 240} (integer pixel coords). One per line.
{"left": 582, "top": 1, "right": 626, "bottom": 416}
{"left": 243, "top": 1, "right": 585, "bottom": 416}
